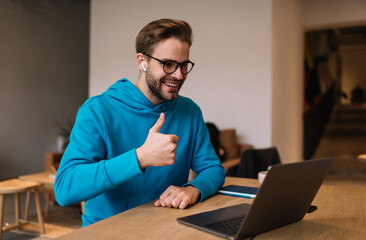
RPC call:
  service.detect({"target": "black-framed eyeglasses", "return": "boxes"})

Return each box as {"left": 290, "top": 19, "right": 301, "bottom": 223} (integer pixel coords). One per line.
{"left": 144, "top": 54, "right": 195, "bottom": 75}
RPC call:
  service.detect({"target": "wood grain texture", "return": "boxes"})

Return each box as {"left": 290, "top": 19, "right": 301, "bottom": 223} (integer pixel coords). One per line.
{"left": 54, "top": 177, "right": 366, "bottom": 240}
{"left": 0, "top": 179, "right": 43, "bottom": 194}
{"left": 19, "top": 172, "right": 55, "bottom": 186}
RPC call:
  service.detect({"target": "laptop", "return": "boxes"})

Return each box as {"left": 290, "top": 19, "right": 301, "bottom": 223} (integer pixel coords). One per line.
{"left": 177, "top": 158, "right": 334, "bottom": 239}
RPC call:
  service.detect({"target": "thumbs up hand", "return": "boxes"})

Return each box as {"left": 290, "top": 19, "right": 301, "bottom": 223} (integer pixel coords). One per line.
{"left": 136, "top": 113, "right": 179, "bottom": 169}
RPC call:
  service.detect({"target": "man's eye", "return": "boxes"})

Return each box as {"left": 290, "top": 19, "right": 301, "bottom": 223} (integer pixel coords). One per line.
{"left": 181, "top": 62, "right": 189, "bottom": 68}
{"left": 165, "top": 61, "right": 176, "bottom": 69}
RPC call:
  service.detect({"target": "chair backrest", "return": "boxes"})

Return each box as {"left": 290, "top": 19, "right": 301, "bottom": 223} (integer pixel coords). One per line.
{"left": 219, "top": 129, "right": 239, "bottom": 159}
{"left": 232, "top": 147, "right": 281, "bottom": 178}
{"left": 44, "top": 152, "right": 64, "bottom": 172}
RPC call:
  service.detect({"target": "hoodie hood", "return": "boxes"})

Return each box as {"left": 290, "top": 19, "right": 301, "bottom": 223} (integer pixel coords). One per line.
{"left": 102, "top": 78, "right": 177, "bottom": 113}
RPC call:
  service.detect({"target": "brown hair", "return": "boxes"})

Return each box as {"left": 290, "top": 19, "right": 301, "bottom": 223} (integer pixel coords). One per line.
{"left": 135, "top": 18, "right": 193, "bottom": 55}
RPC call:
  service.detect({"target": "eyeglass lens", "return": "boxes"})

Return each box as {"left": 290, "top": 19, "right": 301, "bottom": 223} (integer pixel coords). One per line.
{"left": 164, "top": 61, "right": 193, "bottom": 74}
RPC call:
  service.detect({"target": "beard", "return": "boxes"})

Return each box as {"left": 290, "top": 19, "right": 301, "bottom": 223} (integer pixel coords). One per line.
{"left": 145, "top": 71, "right": 183, "bottom": 102}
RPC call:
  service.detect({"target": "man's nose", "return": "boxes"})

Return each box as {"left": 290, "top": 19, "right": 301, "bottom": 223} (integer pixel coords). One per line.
{"left": 171, "top": 66, "right": 184, "bottom": 80}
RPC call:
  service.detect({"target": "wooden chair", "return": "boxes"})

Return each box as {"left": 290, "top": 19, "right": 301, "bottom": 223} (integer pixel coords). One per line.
{"left": 44, "top": 152, "right": 63, "bottom": 173}
{"left": 219, "top": 129, "right": 253, "bottom": 172}
{"left": 0, "top": 179, "right": 45, "bottom": 239}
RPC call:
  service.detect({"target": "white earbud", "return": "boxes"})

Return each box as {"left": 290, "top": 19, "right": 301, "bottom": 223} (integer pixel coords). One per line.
{"left": 141, "top": 62, "right": 147, "bottom": 72}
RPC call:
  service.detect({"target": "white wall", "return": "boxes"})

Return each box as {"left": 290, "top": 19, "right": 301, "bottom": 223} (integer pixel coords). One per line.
{"left": 90, "top": 0, "right": 366, "bottom": 163}
{"left": 90, "top": 0, "right": 274, "bottom": 148}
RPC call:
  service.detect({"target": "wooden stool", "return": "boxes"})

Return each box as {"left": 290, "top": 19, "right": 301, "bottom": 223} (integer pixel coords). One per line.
{"left": 0, "top": 179, "right": 45, "bottom": 239}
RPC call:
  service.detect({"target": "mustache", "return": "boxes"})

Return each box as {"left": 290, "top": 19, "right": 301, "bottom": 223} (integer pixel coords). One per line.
{"left": 161, "top": 77, "right": 184, "bottom": 82}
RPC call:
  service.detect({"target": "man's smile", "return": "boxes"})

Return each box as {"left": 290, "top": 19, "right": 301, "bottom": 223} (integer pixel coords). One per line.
{"left": 162, "top": 79, "right": 183, "bottom": 91}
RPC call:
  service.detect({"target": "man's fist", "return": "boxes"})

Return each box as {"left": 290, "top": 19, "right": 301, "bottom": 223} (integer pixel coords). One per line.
{"left": 154, "top": 185, "right": 200, "bottom": 209}
{"left": 136, "top": 113, "right": 179, "bottom": 169}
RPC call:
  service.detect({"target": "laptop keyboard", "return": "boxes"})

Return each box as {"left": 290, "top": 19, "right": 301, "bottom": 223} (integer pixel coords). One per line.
{"left": 204, "top": 215, "right": 245, "bottom": 235}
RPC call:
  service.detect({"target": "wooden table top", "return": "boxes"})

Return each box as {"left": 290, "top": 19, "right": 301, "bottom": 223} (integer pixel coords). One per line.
{"left": 18, "top": 171, "right": 55, "bottom": 186}
{"left": 54, "top": 177, "right": 366, "bottom": 240}
{"left": 0, "top": 179, "right": 44, "bottom": 194}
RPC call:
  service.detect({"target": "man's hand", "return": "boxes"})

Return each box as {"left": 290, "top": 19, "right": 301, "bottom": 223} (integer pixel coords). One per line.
{"left": 154, "top": 185, "right": 200, "bottom": 209}
{"left": 136, "top": 113, "right": 179, "bottom": 169}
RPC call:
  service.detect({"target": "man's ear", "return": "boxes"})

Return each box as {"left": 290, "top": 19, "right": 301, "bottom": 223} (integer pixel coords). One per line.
{"left": 136, "top": 53, "right": 146, "bottom": 72}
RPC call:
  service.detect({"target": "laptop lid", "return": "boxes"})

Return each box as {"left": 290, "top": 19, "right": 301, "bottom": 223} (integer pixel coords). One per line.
{"left": 177, "top": 158, "right": 334, "bottom": 239}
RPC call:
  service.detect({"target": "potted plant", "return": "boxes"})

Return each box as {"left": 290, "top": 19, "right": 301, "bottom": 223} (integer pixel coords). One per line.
{"left": 56, "top": 120, "right": 74, "bottom": 152}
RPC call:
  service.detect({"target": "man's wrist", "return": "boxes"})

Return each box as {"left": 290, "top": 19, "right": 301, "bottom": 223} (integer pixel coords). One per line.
{"left": 185, "top": 185, "right": 201, "bottom": 200}
{"left": 135, "top": 147, "right": 146, "bottom": 169}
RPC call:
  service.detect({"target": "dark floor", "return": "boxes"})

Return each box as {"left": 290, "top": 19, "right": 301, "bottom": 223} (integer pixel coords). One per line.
{"left": 2, "top": 103, "right": 366, "bottom": 240}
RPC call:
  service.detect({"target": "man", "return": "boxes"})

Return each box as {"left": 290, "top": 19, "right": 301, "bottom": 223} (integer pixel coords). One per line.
{"left": 54, "top": 18, "right": 225, "bottom": 227}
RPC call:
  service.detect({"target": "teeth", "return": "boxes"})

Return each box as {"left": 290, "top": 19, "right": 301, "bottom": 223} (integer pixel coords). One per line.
{"left": 165, "top": 82, "right": 178, "bottom": 87}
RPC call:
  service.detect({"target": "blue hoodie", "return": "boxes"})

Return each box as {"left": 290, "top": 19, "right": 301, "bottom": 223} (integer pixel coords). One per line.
{"left": 54, "top": 79, "right": 225, "bottom": 226}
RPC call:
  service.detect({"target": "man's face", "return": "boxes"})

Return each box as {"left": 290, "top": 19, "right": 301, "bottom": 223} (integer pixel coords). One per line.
{"left": 145, "top": 38, "right": 190, "bottom": 104}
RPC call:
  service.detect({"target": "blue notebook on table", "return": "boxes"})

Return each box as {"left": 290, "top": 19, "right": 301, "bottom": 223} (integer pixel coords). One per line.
{"left": 218, "top": 185, "right": 259, "bottom": 199}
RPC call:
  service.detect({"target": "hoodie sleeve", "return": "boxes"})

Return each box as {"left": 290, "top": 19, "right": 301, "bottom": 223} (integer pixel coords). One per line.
{"left": 183, "top": 108, "right": 226, "bottom": 202}
{"left": 54, "top": 104, "right": 144, "bottom": 207}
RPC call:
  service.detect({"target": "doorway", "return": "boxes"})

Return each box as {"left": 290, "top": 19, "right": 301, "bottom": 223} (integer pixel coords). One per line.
{"left": 304, "top": 25, "right": 366, "bottom": 185}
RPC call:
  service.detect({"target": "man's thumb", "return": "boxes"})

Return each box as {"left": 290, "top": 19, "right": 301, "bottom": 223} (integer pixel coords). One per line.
{"left": 150, "top": 112, "right": 165, "bottom": 133}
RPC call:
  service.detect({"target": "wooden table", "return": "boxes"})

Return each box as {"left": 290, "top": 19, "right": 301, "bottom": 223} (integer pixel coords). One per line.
{"left": 19, "top": 171, "right": 56, "bottom": 216}
{"left": 18, "top": 171, "right": 55, "bottom": 188}
{"left": 54, "top": 177, "right": 366, "bottom": 240}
